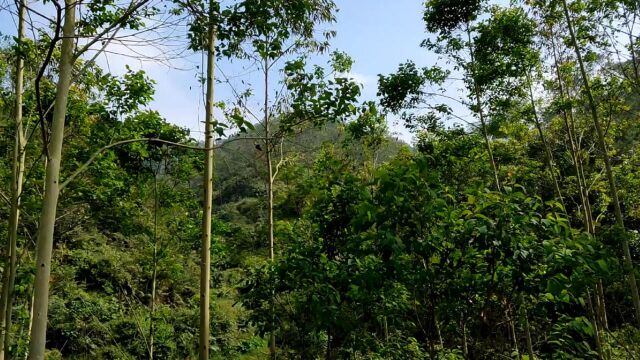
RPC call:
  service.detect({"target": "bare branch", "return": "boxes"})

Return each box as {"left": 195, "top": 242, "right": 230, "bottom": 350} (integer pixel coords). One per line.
{"left": 34, "top": 0, "right": 62, "bottom": 157}
{"left": 0, "top": 190, "right": 10, "bottom": 206}
{"left": 271, "top": 138, "right": 285, "bottom": 182}
{"left": 73, "top": 0, "right": 153, "bottom": 58}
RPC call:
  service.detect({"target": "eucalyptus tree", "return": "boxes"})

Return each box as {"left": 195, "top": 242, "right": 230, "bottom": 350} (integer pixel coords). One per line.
{"left": 472, "top": 6, "right": 567, "bottom": 207}
{"left": 222, "top": 0, "right": 337, "bottom": 265}
{"left": 172, "top": 1, "right": 348, "bottom": 357}
{"left": 199, "top": 7, "right": 215, "bottom": 359}
{"left": 378, "top": 0, "right": 507, "bottom": 190}
{"left": 213, "top": 1, "right": 362, "bottom": 355}
{"left": 26, "top": 0, "right": 162, "bottom": 357}
{"left": 543, "top": 24, "right": 596, "bottom": 235}
{"left": 541, "top": 16, "right": 613, "bottom": 345}
{"left": 172, "top": 0, "right": 219, "bottom": 357}
{"left": 553, "top": 0, "right": 640, "bottom": 324}
{"left": 470, "top": 8, "right": 553, "bottom": 357}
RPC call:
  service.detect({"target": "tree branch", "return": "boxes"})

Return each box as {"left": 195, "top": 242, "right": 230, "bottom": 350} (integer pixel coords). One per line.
{"left": 34, "top": 0, "right": 62, "bottom": 157}
{"left": 0, "top": 190, "right": 10, "bottom": 206}
{"left": 73, "top": 0, "right": 152, "bottom": 59}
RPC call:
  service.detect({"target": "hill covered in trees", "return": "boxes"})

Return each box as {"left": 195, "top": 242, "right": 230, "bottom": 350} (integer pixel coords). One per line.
{"left": 2, "top": 0, "right": 640, "bottom": 359}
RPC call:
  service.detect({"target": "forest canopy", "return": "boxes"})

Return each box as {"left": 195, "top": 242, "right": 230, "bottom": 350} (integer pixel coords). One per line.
{"left": 1, "top": 0, "right": 640, "bottom": 359}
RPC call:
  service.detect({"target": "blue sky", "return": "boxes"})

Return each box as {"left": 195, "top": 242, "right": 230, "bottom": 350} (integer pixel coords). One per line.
{"left": 0, "top": 0, "right": 439, "bottom": 142}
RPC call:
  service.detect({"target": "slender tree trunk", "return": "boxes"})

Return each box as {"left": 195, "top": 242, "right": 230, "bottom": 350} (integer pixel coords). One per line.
{"left": 0, "top": 272, "right": 9, "bottom": 359}
{"left": 596, "top": 280, "right": 610, "bottom": 360}
{"left": 199, "top": 3, "right": 216, "bottom": 358}
{"left": 473, "top": 76, "right": 500, "bottom": 191}
{"left": 591, "top": 283, "right": 610, "bottom": 359}
{"left": 506, "top": 306, "right": 520, "bottom": 360}
{"left": 523, "top": 310, "right": 534, "bottom": 360}
{"left": 466, "top": 26, "right": 500, "bottom": 191}
{"left": 23, "top": 292, "right": 33, "bottom": 360}
{"left": 552, "top": 33, "right": 612, "bottom": 350}
{"left": 435, "top": 313, "right": 444, "bottom": 350}
{"left": 148, "top": 248, "right": 157, "bottom": 360}
{"left": 264, "top": 59, "right": 274, "bottom": 267}
{"left": 597, "top": 280, "right": 608, "bottom": 330}
{"left": 628, "top": 31, "right": 640, "bottom": 90}
{"left": 28, "top": 1, "right": 76, "bottom": 358}
{"left": 149, "top": 174, "right": 159, "bottom": 360}
{"left": 325, "top": 331, "right": 334, "bottom": 360}
{"left": 461, "top": 318, "right": 469, "bottom": 359}
{"left": 561, "top": 0, "right": 640, "bottom": 324}
{"left": 586, "top": 289, "right": 604, "bottom": 360}
{"left": 382, "top": 316, "right": 389, "bottom": 345}
{"left": 264, "top": 55, "right": 277, "bottom": 360}
{"left": 0, "top": 2, "right": 26, "bottom": 358}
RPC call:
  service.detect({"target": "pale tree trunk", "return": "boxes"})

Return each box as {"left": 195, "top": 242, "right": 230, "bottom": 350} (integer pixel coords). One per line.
{"left": 523, "top": 310, "right": 534, "bottom": 360}
{"left": 24, "top": 292, "right": 34, "bottom": 360}
{"left": 552, "top": 15, "right": 612, "bottom": 352}
{"left": 148, "top": 173, "right": 159, "bottom": 360}
{"left": 199, "top": 5, "right": 216, "bottom": 358}
{"left": 474, "top": 90, "right": 501, "bottom": 191}
{"left": 596, "top": 280, "right": 608, "bottom": 330}
{"left": 0, "top": 1, "right": 26, "bottom": 358}
{"left": 148, "top": 245, "right": 156, "bottom": 360}
{"left": 264, "top": 58, "right": 274, "bottom": 266}
{"left": 466, "top": 26, "right": 500, "bottom": 191}
{"left": 561, "top": 0, "right": 640, "bottom": 324}
{"left": 629, "top": 31, "right": 640, "bottom": 89}
{"left": 519, "top": 294, "right": 535, "bottom": 360}
{"left": 506, "top": 306, "right": 520, "bottom": 360}
{"left": 264, "top": 55, "right": 277, "bottom": 360}
{"left": 435, "top": 313, "right": 444, "bottom": 350}
{"left": 28, "top": 0, "right": 76, "bottom": 357}
{"left": 461, "top": 318, "right": 468, "bottom": 359}
{"left": 586, "top": 289, "right": 604, "bottom": 360}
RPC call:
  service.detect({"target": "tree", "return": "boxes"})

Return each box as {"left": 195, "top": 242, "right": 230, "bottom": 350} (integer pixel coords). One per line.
{"left": 28, "top": 0, "right": 159, "bottom": 356}
{"left": 378, "top": 0, "right": 505, "bottom": 191}
{"left": 216, "top": 1, "right": 364, "bottom": 355}
{"left": 557, "top": 0, "right": 640, "bottom": 324}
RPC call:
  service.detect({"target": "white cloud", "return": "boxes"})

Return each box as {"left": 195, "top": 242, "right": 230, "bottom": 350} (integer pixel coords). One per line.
{"left": 347, "top": 72, "right": 376, "bottom": 87}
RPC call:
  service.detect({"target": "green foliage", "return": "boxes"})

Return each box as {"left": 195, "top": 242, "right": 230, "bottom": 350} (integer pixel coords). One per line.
{"left": 423, "top": 0, "right": 482, "bottom": 34}
{"left": 240, "top": 144, "right": 610, "bottom": 358}
{"left": 282, "top": 52, "right": 361, "bottom": 131}
{"left": 473, "top": 7, "right": 538, "bottom": 90}
{"left": 97, "top": 66, "right": 155, "bottom": 116}
{"left": 76, "top": 0, "right": 158, "bottom": 37}
{"left": 3, "top": 0, "right": 640, "bottom": 358}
